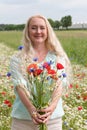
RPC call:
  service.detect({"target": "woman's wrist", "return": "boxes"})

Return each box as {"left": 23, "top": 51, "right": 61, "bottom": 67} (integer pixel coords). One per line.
{"left": 28, "top": 105, "right": 36, "bottom": 114}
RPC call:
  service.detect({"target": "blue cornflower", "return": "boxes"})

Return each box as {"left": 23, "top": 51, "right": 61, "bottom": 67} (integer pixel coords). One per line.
{"left": 18, "top": 45, "right": 24, "bottom": 50}
{"left": 29, "top": 68, "right": 34, "bottom": 72}
{"left": 62, "top": 73, "right": 67, "bottom": 77}
{"left": 33, "top": 58, "right": 38, "bottom": 62}
{"left": 47, "top": 76, "right": 51, "bottom": 80}
{"left": 48, "top": 60, "right": 54, "bottom": 65}
{"left": 7, "top": 72, "right": 11, "bottom": 77}
{"left": 63, "top": 121, "right": 68, "bottom": 126}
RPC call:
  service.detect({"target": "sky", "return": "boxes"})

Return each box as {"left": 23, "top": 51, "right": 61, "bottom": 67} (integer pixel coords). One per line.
{"left": 0, "top": 0, "right": 87, "bottom": 24}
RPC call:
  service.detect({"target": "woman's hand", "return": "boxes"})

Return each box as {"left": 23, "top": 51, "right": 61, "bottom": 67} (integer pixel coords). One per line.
{"left": 38, "top": 80, "right": 63, "bottom": 124}
{"left": 38, "top": 101, "right": 57, "bottom": 124}
{"left": 16, "top": 86, "right": 44, "bottom": 125}
{"left": 29, "top": 108, "right": 44, "bottom": 124}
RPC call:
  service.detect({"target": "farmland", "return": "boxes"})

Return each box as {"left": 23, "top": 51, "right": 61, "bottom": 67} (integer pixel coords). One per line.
{"left": 0, "top": 30, "right": 87, "bottom": 130}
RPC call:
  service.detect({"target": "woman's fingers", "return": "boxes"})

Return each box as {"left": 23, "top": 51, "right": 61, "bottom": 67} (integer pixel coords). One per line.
{"left": 40, "top": 111, "right": 51, "bottom": 118}
{"left": 43, "top": 115, "right": 51, "bottom": 124}
{"left": 32, "top": 107, "right": 53, "bottom": 124}
{"left": 32, "top": 118, "right": 38, "bottom": 124}
{"left": 32, "top": 111, "right": 44, "bottom": 124}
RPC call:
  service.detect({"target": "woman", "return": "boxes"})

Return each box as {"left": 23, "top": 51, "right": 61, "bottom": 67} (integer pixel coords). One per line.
{"left": 10, "top": 15, "right": 72, "bottom": 130}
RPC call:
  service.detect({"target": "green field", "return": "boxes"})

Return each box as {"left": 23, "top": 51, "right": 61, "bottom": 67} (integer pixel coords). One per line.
{"left": 0, "top": 30, "right": 87, "bottom": 65}
{"left": 0, "top": 30, "right": 87, "bottom": 130}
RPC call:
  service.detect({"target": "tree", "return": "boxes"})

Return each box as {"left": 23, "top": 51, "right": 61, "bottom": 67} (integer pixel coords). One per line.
{"left": 54, "top": 20, "right": 61, "bottom": 30}
{"left": 61, "top": 15, "right": 72, "bottom": 29}
{"left": 0, "top": 24, "right": 25, "bottom": 31}
{"left": 48, "top": 18, "right": 55, "bottom": 28}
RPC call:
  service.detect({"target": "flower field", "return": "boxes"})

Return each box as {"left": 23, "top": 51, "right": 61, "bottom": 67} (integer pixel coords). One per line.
{"left": 0, "top": 30, "right": 87, "bottom": 130}
{"left": 63, "top": 64, "right": 87, "bottom": 130}
{"left": 0, "top": 44, "right": 15, "bottom": 130}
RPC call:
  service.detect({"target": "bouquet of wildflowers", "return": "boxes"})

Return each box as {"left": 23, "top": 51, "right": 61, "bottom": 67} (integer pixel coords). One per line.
{"left": 22, "top": 58, "right": 66, "bottom": 130}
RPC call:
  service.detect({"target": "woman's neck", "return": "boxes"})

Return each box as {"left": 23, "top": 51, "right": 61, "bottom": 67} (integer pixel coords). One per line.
{"left": 33, "top": 44, "right": 48, "bottom": 62}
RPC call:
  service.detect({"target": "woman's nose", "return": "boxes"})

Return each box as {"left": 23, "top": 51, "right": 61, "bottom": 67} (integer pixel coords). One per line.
{"left": 36, "top": 28, "right": 41, "bottom": 33}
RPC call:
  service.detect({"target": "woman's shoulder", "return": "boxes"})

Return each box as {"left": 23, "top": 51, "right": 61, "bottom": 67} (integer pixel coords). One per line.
{"left": 57, "top": 55, "right": 66, "bottom": 66}
{"left": 47, "top": 51, "right": 66, "bottom": 65}
{"left": 10, "top": 51, "right": 22, "bottom": 64}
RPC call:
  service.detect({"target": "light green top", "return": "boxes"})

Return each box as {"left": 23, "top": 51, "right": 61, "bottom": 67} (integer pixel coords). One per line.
{"left": 10, "top": 51, "right": 67, "bottom": 120}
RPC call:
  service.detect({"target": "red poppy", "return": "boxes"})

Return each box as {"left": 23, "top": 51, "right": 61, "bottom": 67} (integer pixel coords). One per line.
{"left": 43, "top": 62, "right": 51, "bottom": 70}
{"left": 76, "top": 84, "right": 79, "bottom": 88}
{"left": 81, "top": 92, "right": 87, "bottom": 101}
{"left": 65, "top": 94, "right": 69, "bottom": 98}
{"left": 8, "top": 103, "right": 12, "bottom": 107}
{"left": 76, "top": 95, "right": 81, "bottom": 99}
{"left": 83, "top": 96, "right": 87, "bottom": 101}
{"left": 4, "top": 100, "right": 10, "bottom": 104}
{"left": 27, "top": 63, "right": 38, "bottom": 73}
{"left": 56, "top": 63, "right": 64, "bottom": 69}
{"left": 4, "top": 100, "right": 12, "bottom": 107}
{"left": 34, "top": 69, "right": 43, "bottom": 76}
{"left": 78, "top": 106, "right": 83, "bottom": 111}
{"left": 48, "top": 69, "right": 56, "bottom": 75}
{"left": 68, "top": 84, "right": 73, "bottom": 89}
{"left": 1, "top": 91, "right": 6, "bottom": 96}
{"left": 47, "top": 69, "right": 57, "bottom": 80}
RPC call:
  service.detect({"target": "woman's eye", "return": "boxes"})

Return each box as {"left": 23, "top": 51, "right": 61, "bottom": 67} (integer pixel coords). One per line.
{"left": 31, "top": 26, "right": 46, "bottom": 30}
{"left": 41, "top": 27, "right": 45, "bottom": 30}
{"left": 31, "top": 27, "right": 36, "bottom": 29}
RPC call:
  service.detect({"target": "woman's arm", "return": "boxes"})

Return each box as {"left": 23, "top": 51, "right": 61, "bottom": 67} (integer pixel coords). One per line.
{"left": 16, "top": 85, "right": 44, "bottom": 124}
{"left": 10, "top": 56, "right": 43, "bottom": 124}
{"left": 39, "top": 79, "right": 63, "bottom": 123}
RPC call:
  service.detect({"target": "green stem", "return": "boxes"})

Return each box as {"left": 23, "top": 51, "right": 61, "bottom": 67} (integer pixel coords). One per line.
{"left": 39, "top": 123, "right": 48, "bottom": 130}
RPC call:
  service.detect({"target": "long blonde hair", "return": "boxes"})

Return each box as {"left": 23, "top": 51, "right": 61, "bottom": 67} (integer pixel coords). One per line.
{"left": 21, "top": 15, "right": 72, "bottom": 84}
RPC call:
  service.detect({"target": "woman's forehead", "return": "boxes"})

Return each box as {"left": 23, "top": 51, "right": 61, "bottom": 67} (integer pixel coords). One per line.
{"left": 29, "top": 17, "right": 46, "bottom": 26}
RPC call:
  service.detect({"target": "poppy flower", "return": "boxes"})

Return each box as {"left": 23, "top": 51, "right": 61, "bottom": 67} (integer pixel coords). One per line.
{"left": 1, "top": 91, "right": 6, "bottom": 96}
{"left": 48, "top": 69, "right": 56, "bottom": 75}
{"left": 78, "top": 106, "right": 83, "bottom": 111}
{"left": 76, "top": 84, "right": 79, "bottom": 88}
{"left": 27, "top": 63, "right": 38, "bottom": 74}
{"left": 56, "top": 63, "right": 64, "bottom": 69}
{"left": 65, "top": 94, "right": 69, "bottom": 98}
{"left": 43, "top": 62, "right": 51, "bottom": 70}
{"left": 34, "top": 69, "right": 43, "bottom": 76}
{"left": 4, "top": 100, "right": 12, "bottom": 107}
{"left": 69, "top": 84, "right": 73, "bottom": 89}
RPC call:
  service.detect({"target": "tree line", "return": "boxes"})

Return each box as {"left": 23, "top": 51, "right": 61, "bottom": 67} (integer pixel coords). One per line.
{"left": 0, "top": 15, "right": 72, "bottom": 31}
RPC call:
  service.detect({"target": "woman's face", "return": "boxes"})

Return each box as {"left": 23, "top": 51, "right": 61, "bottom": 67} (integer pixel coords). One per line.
{"left": 28, "top": 17, "right": 48, "bottom": 45}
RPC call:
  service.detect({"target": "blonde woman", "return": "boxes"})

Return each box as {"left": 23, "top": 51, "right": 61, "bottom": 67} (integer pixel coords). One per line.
{"left": 10, "top": 15, "right": 72, "bottom": 130}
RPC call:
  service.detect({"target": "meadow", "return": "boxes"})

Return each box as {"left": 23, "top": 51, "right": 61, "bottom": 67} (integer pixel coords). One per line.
{"left": 0, "top": 30, "right": 87, "bottom": 65}
{"left": 0, "top": 30, "right": 87, "bottom": 130}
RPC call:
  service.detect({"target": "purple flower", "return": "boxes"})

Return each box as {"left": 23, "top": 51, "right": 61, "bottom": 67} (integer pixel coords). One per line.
{"left": 63, "top": 121, "right": 68, "bottom": 126}
{"left": 48, "top": 60, "right": 54, "bottom": 65}
{"left": 18, "top": 45, "right": 24, "bottom": 50}
{"left": 47, "top": 76, "right": 51, "bottom": 80}
{"left": 29, "top": 68, "right": 34, "bottom": 72}
{"left": 33, "top": 58, "right": 38, "bottom": 62}
{"left": 7, "top": 72, "right": 11, "bottom": 77}
{"left": 62, "top": 73, "right": 67, "bottom": 77}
